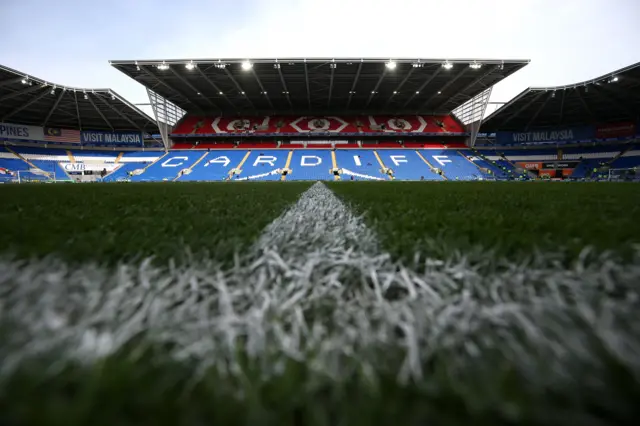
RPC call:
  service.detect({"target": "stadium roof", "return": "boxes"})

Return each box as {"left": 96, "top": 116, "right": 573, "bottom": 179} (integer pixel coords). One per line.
{"left": 0, "top": 64, "right": 158, "bottom": 133}
{"left": 481, "top": 61, "right": 640, "bottom": 133}
{"left": 110, "top": 58, "right": 529, "bottom": 116}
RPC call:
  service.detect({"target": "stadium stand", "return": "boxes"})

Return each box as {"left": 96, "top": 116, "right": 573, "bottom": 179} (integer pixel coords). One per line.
{"left": 3, "top": 59, "right": 638, "bottom": 183}
{"left": 376, "top": 150, "right": 442, "bottom": 180}
{"left": 286, "top": 150, "right": 333, "bottom": 181}
{"left": 103, "top": 163, "right": 147, "bottom": 182}
{"left": 180, "top": 151, "right": 246, "bottom": 181}
{"left": 334, "top": 150, "right": 387, "bottom": 181}
{"left": 234, "top": 151, "right": 289, "bottom": 181}
{"left": 170, "top": 115, "right": 465, "bottom": 136}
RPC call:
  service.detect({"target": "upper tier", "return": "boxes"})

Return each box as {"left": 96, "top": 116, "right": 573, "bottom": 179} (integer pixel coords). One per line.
{"left": 172, "top": 115, "right": 465, "bottom": 137}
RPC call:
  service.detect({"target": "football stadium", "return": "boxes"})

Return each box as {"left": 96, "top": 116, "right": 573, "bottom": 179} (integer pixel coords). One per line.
{"left": 1, "top": 56, "right": 640, "bottom": 425}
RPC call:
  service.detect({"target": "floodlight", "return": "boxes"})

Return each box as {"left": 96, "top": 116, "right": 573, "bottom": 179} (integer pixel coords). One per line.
{"left": 415, "top": 91, "right": 420, "bottom": 94}
{"left": 240, "top": 91, "right": 245, "bottom": 95}
{"left": 385, "top": 60, "right": 397, "bottom": 70}
{"left": 612, "top": 76, "right": 619, "bottom": 82}
{"left": 442, "top": 62, "right": 453, "bottom": 69}
{"left": 21, "top": 78, "right": 28, "bottom": 84}
{"left": 219, "top": 91, "right": 224, "bottom": 95}
{"left": 185, "top": 62, "right": 196, "bottom": 70}
{"left": 241, "top": 61, "right": 252, "bottom": 70}
{"left": 393, "top": 91, "right": 398, "bottom": 94}
{"left": 50, "top": 88, "right": 55, "bottom": 95}
{"left": 157, "top": 63, "right": 169, "bottom": 70}
{"left": 83, "top": 92, "right": 88, "bottom": 100}
{"left": 469, "top": 62, "right": 482, "bottom": 69}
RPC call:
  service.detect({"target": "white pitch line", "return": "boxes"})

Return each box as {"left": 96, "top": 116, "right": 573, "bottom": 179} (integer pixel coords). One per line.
{"left": 1, "top": 182, "right": 640, "bottom": 406}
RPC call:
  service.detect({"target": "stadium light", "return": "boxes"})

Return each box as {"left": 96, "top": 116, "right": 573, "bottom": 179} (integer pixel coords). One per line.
{"left": 393, "top": 91, "right": 398, "bottom": 94}
{"left": 111, "top": 94, "right": 116, "bottom": 100}
{"left": 437, "top": 91, "right": 442, "bottom": 94}
{"left": 469, "top": 62, "right": 482, "bottom": 69}
{"left": 611, "top": 76, "right": 619, "bottom": 82}
{"left": 240, "top": 91, "right": 245, "bottom": 95}
{"left": 241, "top": 61, "right": 252, "bottom": 71}
{"left": 219, "top": 91, "right": 224, "bottom": 95}
{"left": 157, "top": 63, "right": 169, "bottom": 70}
{"left": 385, "top": 60, "right": 397, "bottom": 70}
{"left": 442, "top": 62, "right": 453, "bottom": 70}
{"left": 349, "top": 91, "right": 356, "bottom": 94}
{"left": 185, "top": 62, "right": 196, "bottom": 70}
{"left": 50, "top": 88, "right": 55, "bottom": 95}
{"left": 83, "top": 92, "right": 88, "bottom": 100}
{"left": 21, "top": 78, "right": 28, "bottom": 85}
{"left": 415, "top": 91, "right": 420, "bottom": 94}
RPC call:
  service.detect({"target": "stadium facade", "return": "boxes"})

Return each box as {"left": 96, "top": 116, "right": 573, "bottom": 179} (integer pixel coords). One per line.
{"left": 1, "top": 58, "right": 639, "bottom": 183}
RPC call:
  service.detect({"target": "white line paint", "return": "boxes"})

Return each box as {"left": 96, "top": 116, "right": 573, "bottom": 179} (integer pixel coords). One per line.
{"left": 1, "top": 182, "right": 640, "bottom": 405}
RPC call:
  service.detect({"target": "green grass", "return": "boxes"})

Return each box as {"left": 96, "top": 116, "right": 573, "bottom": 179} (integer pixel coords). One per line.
{"left": 1, "top": 181, "right": 640, "bottom": 426}
{"left": 329, "top": 181, "right": 640, "bottom": 264}
{"left": 0, "top": 182, "right": 311, "bottom": 264}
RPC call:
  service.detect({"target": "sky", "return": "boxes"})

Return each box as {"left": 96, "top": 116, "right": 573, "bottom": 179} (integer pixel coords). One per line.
{"left": 1, "top": 0, "right": 639, "bottom": 118}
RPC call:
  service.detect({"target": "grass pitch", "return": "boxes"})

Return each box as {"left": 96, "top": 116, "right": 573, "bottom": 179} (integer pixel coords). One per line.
{"left": 0, "top": 182, "right": 311, "bottom": 264}
{"left": 1, "top": 181, "right": 639, "bottom": 426}
{"left": 330, "top": 181, "right": 640, "bottom": 264}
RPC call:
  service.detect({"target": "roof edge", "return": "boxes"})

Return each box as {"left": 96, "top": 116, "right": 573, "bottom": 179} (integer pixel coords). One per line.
{"left": 0, "top": 64, "right": 156, "bottom": 125}
{"left": 109, "top": 57, "right": 531, "bottom": 65}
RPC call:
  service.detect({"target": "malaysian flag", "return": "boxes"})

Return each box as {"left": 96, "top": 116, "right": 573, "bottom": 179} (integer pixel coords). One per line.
{"left": 44, "top": 127, "right": 81, "bottom": 143}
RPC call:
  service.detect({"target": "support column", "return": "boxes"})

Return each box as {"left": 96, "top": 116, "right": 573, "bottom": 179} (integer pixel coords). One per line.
{"left": 452, "top": 87, "right": 492, "bottom": 147}
{"left": 146, "top": 88, "right": 186, "bottom": 151}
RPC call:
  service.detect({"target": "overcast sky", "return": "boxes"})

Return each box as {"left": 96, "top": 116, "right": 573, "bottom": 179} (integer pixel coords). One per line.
{"left": 1, "top": 0, "right": 639, "bottom": 117}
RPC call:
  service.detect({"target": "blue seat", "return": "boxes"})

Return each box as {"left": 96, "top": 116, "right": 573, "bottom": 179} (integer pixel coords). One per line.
{"left": 181, "top": 151, "right": 247, "bottom": 181}
{"left": 377, "top": 150, "right": 441, "bottom": 180}
{"left": 234, "top": 150, "right": 288, "bottom": 181}
{"left": 287, "top": 150, "right": 334, "bottom": 181}
{"left": 334, "top": 150, "right": 387, "bottom": 180}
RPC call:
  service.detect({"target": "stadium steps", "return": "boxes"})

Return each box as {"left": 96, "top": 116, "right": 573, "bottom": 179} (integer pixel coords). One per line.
{"left": 415, "top": 150, "right": 447, "bottom": 180}
{"left": 458, "top": 150, "right": 492, "bottom": 178}
{"left": 373, "top": 151, "right": 393, "bottom": 180}
{"left": 173, "top": 151, "right": 209, "bottom": 181}
{"left": 66, "top": 150, "right": 76, "bottom": 163}
{"left": 280, "top": 151, "right": 294, "bottom": 181}
{"left": 472, "top": 149, "right": 517, "bottom": 179}
{"left": 331, "top": 151, "right": 340, "bottom": 181}
{"left": 501, "top": 155, "right": 536, "bottom": 179}
{"left": 606, "top": 145, "right": 632, "bottom": 165}
{"left": 232, "top": 151, "right": 252, "bottom": 180}
{"left": 139, "top": 152, "right": 169, "bottom": 172}
{"left": 4, "top": 146, "right": 49, "bottom": 178}
{"left": 115, "top": 152, "right": 124, "bottom": 163}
